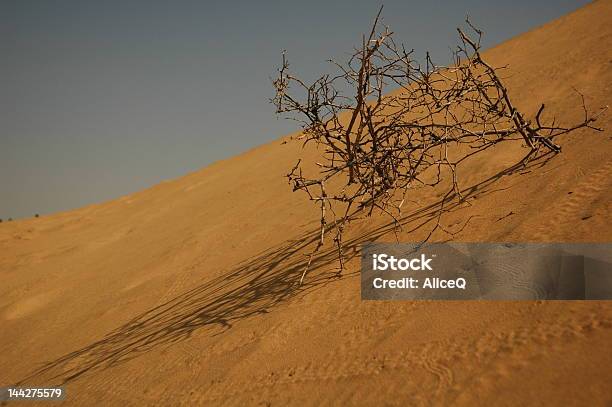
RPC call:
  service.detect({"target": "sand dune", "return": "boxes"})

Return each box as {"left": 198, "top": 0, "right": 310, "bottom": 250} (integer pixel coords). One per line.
{"left": 1, "top": 1, "right": 611, "bottom": 405}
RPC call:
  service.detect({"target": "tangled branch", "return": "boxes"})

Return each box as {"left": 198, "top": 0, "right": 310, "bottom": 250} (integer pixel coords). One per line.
{"left": 272, "top": 8, "right": 606, "bottom": 284}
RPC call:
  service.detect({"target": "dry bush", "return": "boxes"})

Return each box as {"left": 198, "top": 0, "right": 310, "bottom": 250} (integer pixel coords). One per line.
{"left": 272, "top": 8, "right": 606, "bottom": 283}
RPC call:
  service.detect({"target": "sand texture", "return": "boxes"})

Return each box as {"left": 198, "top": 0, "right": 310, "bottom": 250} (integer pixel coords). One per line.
{"left": 1, "top": 1, "right": 611, "bottom": 405}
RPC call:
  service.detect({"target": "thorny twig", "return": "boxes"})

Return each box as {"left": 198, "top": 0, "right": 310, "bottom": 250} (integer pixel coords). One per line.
{"left": 272, "top": 8, "right": 607, "bottom": 284}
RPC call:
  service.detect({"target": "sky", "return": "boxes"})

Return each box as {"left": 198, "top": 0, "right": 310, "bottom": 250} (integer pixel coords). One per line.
{"left": 1, "top": 0, "right": 591, "bottom": 220}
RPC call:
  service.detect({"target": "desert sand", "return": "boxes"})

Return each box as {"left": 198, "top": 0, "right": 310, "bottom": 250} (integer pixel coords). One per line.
{"left": 1, "top": 1, "right": 611, "bottom": 405}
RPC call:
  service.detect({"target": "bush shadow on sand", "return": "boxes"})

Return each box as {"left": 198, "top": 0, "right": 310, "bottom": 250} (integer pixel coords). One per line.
{"left": 16, "top": 152, "right": 556, "bottom": 386}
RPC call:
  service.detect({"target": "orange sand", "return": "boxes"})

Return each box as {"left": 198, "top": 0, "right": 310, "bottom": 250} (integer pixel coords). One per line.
{"left": 1, "top": 1, "right": 611, "bottom": 405}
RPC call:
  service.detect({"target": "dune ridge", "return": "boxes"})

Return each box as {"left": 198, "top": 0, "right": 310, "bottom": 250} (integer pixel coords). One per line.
{"left": 1, "top": 1, "right": 611, "bottom": 405}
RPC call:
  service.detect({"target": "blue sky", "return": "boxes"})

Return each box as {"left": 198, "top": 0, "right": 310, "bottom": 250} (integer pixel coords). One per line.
{"left": 0, "top": 0, "right": 590, "bottom": 219}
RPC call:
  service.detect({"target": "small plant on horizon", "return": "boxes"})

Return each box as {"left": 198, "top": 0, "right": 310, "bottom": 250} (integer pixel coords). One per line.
{"left": 35, "top": 214, "right": 39, "bottom": 218}
{"left": 272, "top": 7, "right": 607, "bottom": 283}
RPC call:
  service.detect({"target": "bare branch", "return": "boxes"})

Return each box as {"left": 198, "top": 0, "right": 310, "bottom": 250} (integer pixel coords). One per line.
{"left": 271, "top": 13, "right": 606, "bottom": 282}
